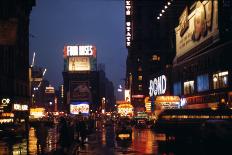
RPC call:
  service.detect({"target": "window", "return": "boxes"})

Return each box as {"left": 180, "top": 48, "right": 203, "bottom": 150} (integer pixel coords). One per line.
{"left": 152, "top": 55, "right": 160, "bottom": 61}
{"left": 138, "top": 84, "right": 142, "bottom": 91}
{"left": 213, "top": 71, "right": 228, "bottom": 89}
{"left": 173, "top": 82, "right": 181, "bottom": 96}
{"left": 138, "top": 76, "right": 142, "bottom": 81}
{"left": 184, "top": 81, "right": 194, "bottom": 95}
{"left": 197, "top": 74, "right": 209, "bottom": 92}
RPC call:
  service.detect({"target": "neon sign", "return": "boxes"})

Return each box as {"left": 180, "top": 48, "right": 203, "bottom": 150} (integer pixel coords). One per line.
{"left": 149, "top": 75, "right": 167, "bottom": 97}
{"left": 125, "top": 0, "right": 132, "bottom": 47}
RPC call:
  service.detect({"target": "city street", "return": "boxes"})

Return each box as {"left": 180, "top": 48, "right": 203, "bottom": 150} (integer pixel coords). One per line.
{"left": 0, "top": 124, "right": 161, "bottom": 155}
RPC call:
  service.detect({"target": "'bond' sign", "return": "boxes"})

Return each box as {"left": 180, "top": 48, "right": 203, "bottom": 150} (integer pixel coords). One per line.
{"left": 149, "top": 75, "right": 167, "bottom": 97}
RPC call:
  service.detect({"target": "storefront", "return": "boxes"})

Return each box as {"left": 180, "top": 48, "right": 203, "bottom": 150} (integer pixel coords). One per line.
{"left": 172, "top": 0, "right": 232, "bottom": 109}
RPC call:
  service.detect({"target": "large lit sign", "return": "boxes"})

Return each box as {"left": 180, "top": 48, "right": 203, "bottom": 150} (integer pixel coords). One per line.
{"left": 30, "top": 108, "right": 45, "bottom": 118}
{"left": 70, "top": 102, "right": 89, "bottom": 115}
{"left": 1, "top": 98, "right": 10, "bottom": 106}
{"left": 13, "top": 104, "right": 28, "bottom": 111}
{"left": 64, "top": 45, "right": 96, "bottom": 57}
{"left": 149, "top": 75, "right": 167, "bottom": 97}
{"left": 125, "top": 0, "right": 133, "bottom": 47}
{"left": 117, "top": 103, "right": 133, "bottom": 116}
{"left": 155, "top": 96, "right": 180, "bottom": 109}
{"left": 68, "top": 56, "right": 90, "bottom": 71}
{"left": 79, "top": 45, "right": 95, "bottom": 56}
{"left": 175, "top": 0, "right": 218, "bottom": 58}
{"left": 67, "top": 46, "right": 78, "bottom": 56}
{"left": 124, "top": 89, "right": 131, "bottom": 102}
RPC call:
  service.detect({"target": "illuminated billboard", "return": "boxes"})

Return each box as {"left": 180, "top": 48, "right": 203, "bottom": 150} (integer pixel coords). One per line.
{"left": 70, "top": 81, "right": 90, "bottom": 101}
{"left": 70, "top": 102, "right": 89, "bottom": 115}
{"left": 175, "top": 0, "right": 219, "bottom": 58}
{"left": 68, "top": 56, "right": 90, "bottom": 71}
{"left": 124, "top": 89, "right": 131, "bottom": 102}
{"left": 125, "top": 0, "right": 133, "bottom": 47}
{"left": 63, "top": 45, "right": 96, "bottom": 57}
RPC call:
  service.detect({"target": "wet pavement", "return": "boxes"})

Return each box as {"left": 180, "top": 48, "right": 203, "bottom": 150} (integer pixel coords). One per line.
{"left": 1, "top": 123, "right": 231, "bottom": 155}
{"left": 0, "top": 125, "right": 59, "bottom": 155}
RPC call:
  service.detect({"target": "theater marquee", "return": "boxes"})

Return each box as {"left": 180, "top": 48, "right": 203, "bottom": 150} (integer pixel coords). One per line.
{"left": 175, "top": 0, "right": 219, "bottom": 58}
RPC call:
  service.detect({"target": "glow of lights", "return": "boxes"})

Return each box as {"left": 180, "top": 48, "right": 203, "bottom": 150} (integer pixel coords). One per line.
{"left": 118, "top": 134, "right": 130, "bottom": 139}
{"left": 70, "top": 103, "right": 89, "bottom": 114}
{"left": 160, "top": 13, "right": 162, "bottom": 16}
{"left": 49, "top": 102, "right": 52, "bottom": 105}
{"left": 168, "top": 2, "right": 171, "bottom": 5}
{"left": 162, "top": 10, "right": 165, "bottom": 13}
{"left": 213, "top": 76, "right": 218, "bottom": 82}
{"left": 165, "top": 5, "right": 168, "bottom": 9}
{"left": 157, "top": 17, "right": 160, "bottom": 20}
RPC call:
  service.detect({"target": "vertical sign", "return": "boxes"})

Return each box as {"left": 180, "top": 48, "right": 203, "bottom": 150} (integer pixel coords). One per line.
{"left": 125, "top": 0, "right": 133, "bottom": 47}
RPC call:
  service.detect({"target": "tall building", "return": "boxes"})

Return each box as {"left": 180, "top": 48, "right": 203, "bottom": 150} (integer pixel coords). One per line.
{"left": 170, "top": 0, "right": 232, "bottom": 109}
{"left": 62, "top": 45, "right": 99, "bottom": 115}
{"left": 0, "top": 0, "right": 35, "bottom": 119}
{"left": 98, "top": 64, "right": 116, "bottom": 112}
{"left": 125, "top": 0, "right": 173, "bottom": 114}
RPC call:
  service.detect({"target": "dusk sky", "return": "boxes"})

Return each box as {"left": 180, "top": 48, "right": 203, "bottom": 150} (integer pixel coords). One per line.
{"left": 29, "top": 0, "right": 127, "bottom": 96}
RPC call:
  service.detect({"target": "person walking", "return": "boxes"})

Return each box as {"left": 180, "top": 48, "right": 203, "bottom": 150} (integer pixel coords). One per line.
{"left": 79, "top": 118, "right": 87, "bottom": 145}
{"left": 59, "top": 117, "right": 69, "bottom": 154}
{"left": 35, "top": 122, "right": 48, "bottom": 154}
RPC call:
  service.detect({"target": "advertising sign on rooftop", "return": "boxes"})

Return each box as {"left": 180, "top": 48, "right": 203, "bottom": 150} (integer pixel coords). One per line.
{"left": 175, "top": 0, "right": 219, "bottom": 58}
{"left": 68, "top": 56, "right": 90, "bottom": 71}
{"left": 63, "top": 45, "right": 96, "bottom": 57}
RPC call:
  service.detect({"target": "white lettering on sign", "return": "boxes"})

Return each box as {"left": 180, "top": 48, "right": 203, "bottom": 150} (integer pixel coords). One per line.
{"left": 1, "top": 98, "right": 10, "bottom": 106}
{"left": 125, "top": 0, "right": 132, "bottom": 47}
{"left": 149, "top": 75, "right": 167, "bottom": 97}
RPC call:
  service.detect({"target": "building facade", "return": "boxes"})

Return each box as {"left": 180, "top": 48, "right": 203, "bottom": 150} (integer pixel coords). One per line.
{"left": 0, "top": 0, "right": 35, "bottom": 121}
{"left": 125, "top": 0, "right": 174, "bottom": 114}
{"left": 171, "top": 0, "right": 232, "bottom": 109}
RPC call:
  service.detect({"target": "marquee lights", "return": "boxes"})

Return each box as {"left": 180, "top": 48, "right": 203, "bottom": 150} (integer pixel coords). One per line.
{"left": 157, "top": 0, "right": 173, "bottom": 20}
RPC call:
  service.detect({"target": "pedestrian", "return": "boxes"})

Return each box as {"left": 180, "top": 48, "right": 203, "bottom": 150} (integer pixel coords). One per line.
{"left": 59, "top": 117, "right": 69, "bottom": 154}
{"left": 79, "top": 117, "right": 87, "bottom": 145}
{"left": 68, "top": 119, "right": 75, "bottom": 146}
{"left": 75, "top": 118, "right": 81, "bottom": 142}
{"left": 35, "top": 122, "right": 48, "bottom": 154}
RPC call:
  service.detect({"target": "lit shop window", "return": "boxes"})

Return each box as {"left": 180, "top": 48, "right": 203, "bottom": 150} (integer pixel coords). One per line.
{"left": 197, "top": 74, "right": 209, "bottom": 92}
{"left": 184, "top": 81, "right": 194, "bottom": 95}
{"left": 173, "top": 82, "right": 181, "bottom": 96}
{"left": 152, "top": 55, "right": 160, "bottom": 61}
{"left": 213, "top": 71, "right": 228, "bottom": 89}
{"left": 138, "top": 76, "right": 142, "bottom": 81}
{"left": 138, "top": 84, "right": 143, "bottom": 91}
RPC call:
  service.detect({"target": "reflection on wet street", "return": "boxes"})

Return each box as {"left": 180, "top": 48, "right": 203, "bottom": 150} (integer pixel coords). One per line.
{"left": 76, "top": 125, "right": 160, "bottom": 155}
{"left": 0, "top": 125, "right": 59, "bottom": 155}
{"left": 1, "top": 123, "right": 230, "bottom": 155}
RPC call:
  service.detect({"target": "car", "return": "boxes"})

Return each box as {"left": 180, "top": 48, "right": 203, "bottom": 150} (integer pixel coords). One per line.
{"left": 115, "top": 120, "right": 132, "bottom": 141}
{"left": 135, "top": 119, "right": 147, "bottom": 129}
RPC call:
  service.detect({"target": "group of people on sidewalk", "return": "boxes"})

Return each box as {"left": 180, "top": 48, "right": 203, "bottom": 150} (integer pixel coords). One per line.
{"left": 58, "top": 116, "right": 95, "bottom": 154}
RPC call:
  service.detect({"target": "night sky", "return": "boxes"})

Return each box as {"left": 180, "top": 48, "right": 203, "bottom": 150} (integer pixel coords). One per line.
{"left": 29, "top": 0, "right": 127, "bottom": 98}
